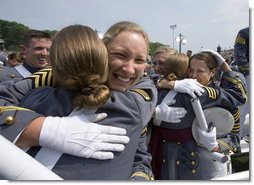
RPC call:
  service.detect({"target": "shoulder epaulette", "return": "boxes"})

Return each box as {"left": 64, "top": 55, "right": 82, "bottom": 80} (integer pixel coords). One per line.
{"left": 203, "top": 86, "right": 217, "bottom": 100}
{"left": 130, "top": 171, "right": 154, "bottom": 180}
{"left": 0, "top": 106, "right": 34, "bottom": 125}
{"left": 25, "top": 67, "right": 53, "bottom": 88}
{"left": 235, "top": 34, "right": 246, "bottom": 45}
{"left": 130, "top": 88, "right": 151, "bottom": 101}
{"left": 222, "top": 75, "right": 247, "bottom": 101}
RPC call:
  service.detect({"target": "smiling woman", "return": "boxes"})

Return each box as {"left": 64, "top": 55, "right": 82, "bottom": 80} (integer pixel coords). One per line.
{"left": 103, "top": 21, "right": 149, "bottom": 92}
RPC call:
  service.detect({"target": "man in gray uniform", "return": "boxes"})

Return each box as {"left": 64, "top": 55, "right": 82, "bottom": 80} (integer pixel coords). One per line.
{"left": 0, "top": 30, "right": 52, "bottom": 86}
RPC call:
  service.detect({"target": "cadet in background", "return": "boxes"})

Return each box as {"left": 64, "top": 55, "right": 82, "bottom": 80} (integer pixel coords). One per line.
{"left": 234, "top": 27, "right": 249, "bottom": 139}
{"left": 0, "top": 30, "right": 52, "bottom": 86}
{"left": 0, "top": 44, "right": 8, "bottom": 66}
{"left": 150, "top": 50, "right": 247, "bottom": 180}
{"left": 6, "top": 53, "right": 23, "bottom": 67}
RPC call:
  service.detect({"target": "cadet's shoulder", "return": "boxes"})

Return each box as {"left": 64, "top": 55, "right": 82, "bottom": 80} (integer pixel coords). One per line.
{"left": 25, "top": 67, "right": 53, "bottom": 88}
{"left": 0, "top": 66, "right": 22, "bottom": 82}
{"left": 0, "top": 66, "right": 18, "bottom": 74}
{"left": 239, "top": 27, "right": 249, "bottom": 34}
{"left": 221, "top": 70, "right": 246, "bottom": 89}
{"left": 235, "top": 27, "right": 249, "bottom": 45}
{"left": 130, "top": 88, "right": 152, "bottom": 101}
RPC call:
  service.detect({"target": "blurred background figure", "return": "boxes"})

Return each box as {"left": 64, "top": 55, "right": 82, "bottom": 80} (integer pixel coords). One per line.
{"left": 186, "top": 49, "right": 192, "bottom": 58}
{"left": 0, "top": 44, "right": 8, "bottom": 66}
{"left": 6, "top": 53, "right": 23, "bottom": 67}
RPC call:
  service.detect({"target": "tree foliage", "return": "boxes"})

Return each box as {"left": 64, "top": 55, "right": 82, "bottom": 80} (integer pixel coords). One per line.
{"left": 0, "top": 19, "right": 57, "bottom": 52}
{"left": 149, "top": 42, "right": 165, "bottom": 55}
{"left": 0, "top": 19, "right": 163, "bottom": 54}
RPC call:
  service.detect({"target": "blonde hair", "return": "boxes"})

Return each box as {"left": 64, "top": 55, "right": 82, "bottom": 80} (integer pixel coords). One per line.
{"left": 50, "top": 25, "right": 110, "bottom": 109}
{"left": 163, "top": 52, "right": 189, "bottom": 81}
{"left": 152, "top": 46, "right": 178, "bottom": 60}
{"left": 103, "top": 21, "right": 149, "bottom": 51}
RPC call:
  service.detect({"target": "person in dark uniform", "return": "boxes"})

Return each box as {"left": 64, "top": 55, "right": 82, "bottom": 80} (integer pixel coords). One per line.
{"left": 234, "top": 27, "right": 249, "bottom": 138}
{"left": 6, "top": 53, "right": 23, "bottom": 67}
{"left": 0, "top": 21, "right": 157, "bottom": 180}
{"left": 149, "top": 50, "right": 247, "bottom": 180}
{"left": 0, "top": 30, "right": 52, "bottom": 86}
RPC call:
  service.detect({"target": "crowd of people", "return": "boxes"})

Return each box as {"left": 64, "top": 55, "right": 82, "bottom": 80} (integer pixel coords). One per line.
{"left": 0, "top": 22, "right": 249, "bottom": 180}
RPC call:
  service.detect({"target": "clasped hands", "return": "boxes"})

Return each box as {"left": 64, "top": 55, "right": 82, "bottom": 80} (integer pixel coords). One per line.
{"left": 155, "top": 78, "right": 205, "bottom": 124}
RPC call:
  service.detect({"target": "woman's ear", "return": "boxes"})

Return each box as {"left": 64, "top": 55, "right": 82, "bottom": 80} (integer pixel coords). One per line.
{"left": 210, "top": 68, "right": 216, "bottom": 78}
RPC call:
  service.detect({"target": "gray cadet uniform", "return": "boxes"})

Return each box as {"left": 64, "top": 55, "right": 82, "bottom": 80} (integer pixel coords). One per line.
{"left": 148, "top": 70, "right": 247, "bottom": 180}
{"left": 0, "top": 68, "right": 157, "bottom": 180}
{"left": 0, "top": 62, "right": 41, "bottom": 86}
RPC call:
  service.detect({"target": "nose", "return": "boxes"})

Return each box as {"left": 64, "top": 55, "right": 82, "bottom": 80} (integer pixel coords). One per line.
{"left": 41, "top": 48, "right": 50, "bottom": 56}
{"left": 153, "top": 64, "right": 160, "bottom": 73}
{"left": 190, "top": 71, "right": 198, "bottom": 79}
{"left": 122, "top": 61, "right": 135, "bottom": 74}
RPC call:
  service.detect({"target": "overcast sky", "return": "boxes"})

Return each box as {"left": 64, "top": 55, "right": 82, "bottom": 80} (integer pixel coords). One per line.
{"left": 0, "top": 0, "right": 250, "bottom": 53}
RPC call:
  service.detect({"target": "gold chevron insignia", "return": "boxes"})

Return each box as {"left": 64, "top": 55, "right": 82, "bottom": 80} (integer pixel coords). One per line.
{"left": 235, "top": 34, "right": 246, "bottom": 45}
{"left": 141, "top": 126, "right": 147, "bottom": 136}
{"left": 25, "top": 67, "right": 53, "bottom": 88}
{"left": 204, "top": 86, "right": 216, "bottom": 99}
{"left": 131, "top": 88, "right": 151, "bottom": 101}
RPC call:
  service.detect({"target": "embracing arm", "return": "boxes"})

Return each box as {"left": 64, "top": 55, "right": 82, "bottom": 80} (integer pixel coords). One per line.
{"left": 15, "top": 117, "right": 45, "bottom": 147}
{"left": 131, "top": 128, "right": 154, "bottom": 180}
{"left": 129, "top": 77, "right": 157, "bottom": 180}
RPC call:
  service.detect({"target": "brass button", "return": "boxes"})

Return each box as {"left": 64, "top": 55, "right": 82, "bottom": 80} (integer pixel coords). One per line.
{"left": 192, "top": 170, "right": 196, "bottom": 174}
{"left": 11, "top": 74, "right": 15, "bottom": 78}
{"left": 162, "top": 159, "right": 166, "bottom": 163}
{"left": 191, "top": 152, "right": 195, "bottom": 156}
{"left": 162, "top": 140, "right": 166, "bottom": 143}
{"left": 191, "top": 161, "right": 195, "bottom": 165}
{"left": 176, "top": 161, "right": 180, "bottom": 165}
{"left": 235, "top": 73, "right": 239, "bottom": 78}
{"left": 177, "top": 141, "right": 181, "bottom": 145}
{"left": 4, "top": 116, "right": 15, "bottom": 125}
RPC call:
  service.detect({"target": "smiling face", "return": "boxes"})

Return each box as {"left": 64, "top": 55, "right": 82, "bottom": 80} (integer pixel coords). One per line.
{"left": 106, "top": 31, "right": 148, "bottom": 91}
{"left": 21, "top": 37, "right": 52, "bottom": 68}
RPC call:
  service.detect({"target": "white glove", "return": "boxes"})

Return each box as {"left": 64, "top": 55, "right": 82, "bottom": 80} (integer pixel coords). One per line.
{"left": 39, "top": 113, "right": 130, "bottom": 160}
{"left": 202, "top": 49, "right": 225, "bottom": 67}
{"left": 174, "top": 79, "right": 204, "bottom": 98}
{"left": 154, "top": 99, "right": 187, "bottom": 124}
{"left": 69, "top": 108, "right": 107, "bottom": 122}
{"left": 197, "top": 126, "right": 218, "bottom": 151}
